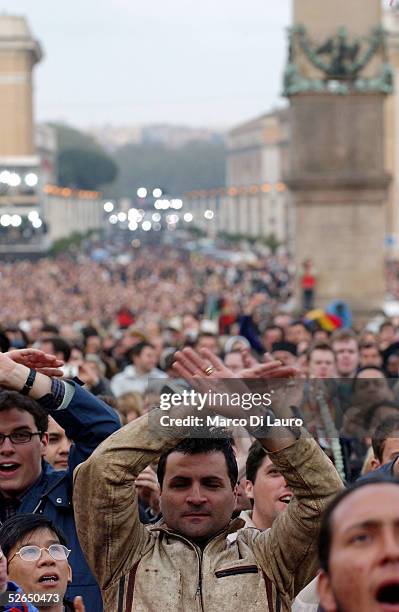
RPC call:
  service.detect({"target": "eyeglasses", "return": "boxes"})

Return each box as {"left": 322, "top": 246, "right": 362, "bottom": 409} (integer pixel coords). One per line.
{"left": 0, "top": 432, "right": 43, "bottom": 445}
{"left": 9, "top": 544, "right": 71, "bottom": 563}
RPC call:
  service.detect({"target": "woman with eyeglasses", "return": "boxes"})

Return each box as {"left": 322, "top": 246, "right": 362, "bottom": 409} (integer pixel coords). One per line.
{"left": 0, "top": 514, "right": 85, "bottom": 612}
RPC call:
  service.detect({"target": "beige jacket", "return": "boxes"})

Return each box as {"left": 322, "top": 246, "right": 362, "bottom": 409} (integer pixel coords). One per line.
{"left": 238, "top": 507, "right": 320, "bottom": 611}
{"left": 73, "top": 412, "right": 343, "bottom": 612}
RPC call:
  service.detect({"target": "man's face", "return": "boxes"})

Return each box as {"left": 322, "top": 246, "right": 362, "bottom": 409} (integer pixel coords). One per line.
{"left": 360, "top": 347, "right": 383, "bottom": 369}
{"left": 271, "top": 350, "right": 296, "bottom": 367}
{"left": 196, "top": 336, "right": 219, "bottom": 355}
{"left": 308, "top": 349, "right": 337, "bottom": 379}
{"left": 69, "top": 348, "right": 84, "bottom": 367}
{"left": 134, "top": 347, "right": 157, "bottom": 372}
{"left": 379, "top": 325, "right": 395, "bottom": 345}
{"left": 85, "top": 335, "right": 101, "bottom": 354}
{"left": 44, "top": 417, "right": 72, "bottom": 471}
{"left": 318, "top": 484, "right": 399, "bottom": 612}
{"left": 224, "top": 352, "right": 244, "bottom": 374}
{"left": 245, "top": 456, "right": 293, "bottom": 528}
{"left": 286, "top": 324, "right": 308, "bottom": 345}
{"left": 354, "top": 371, "right": 393, "bottom": 408}
{"left": 381, "top": 433, "right": 399, "bottom": 465}
{"left": 182, "top": 315, "right": 200, "bottom": 333}
{"left": 39, "top": 340, "right": 56, "bottom": 358}
{"left": 0, "top": 408, "right": 47, "bottom": 498}
{"left": 29, "top": 319, "right": 43, "bottom": 342}
{"left": 333, "top": 340, "right": 359, "bottom": 377}
{"left": 263, "top": 328, "right": 283, "bottom": 351}
{"left": 7, "top": 528, "right": 72, "bottom": 602}
{"left": 160, "top": 451, "right": 237, "bottom": 540}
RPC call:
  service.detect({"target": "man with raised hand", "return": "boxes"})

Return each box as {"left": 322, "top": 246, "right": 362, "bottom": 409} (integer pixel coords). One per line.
{"left": 0, "top": 349, "right": 120, "bottom": 611}
{"left": 74, "top": 347, "right": 342, "bottom": 611}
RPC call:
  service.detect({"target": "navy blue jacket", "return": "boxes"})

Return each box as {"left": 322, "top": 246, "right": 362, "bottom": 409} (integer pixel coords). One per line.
{"left": 8, "top": 382, "right": 120, "bottom": 612}
{"left": 1, "top": 581, "right": 39, "bottom": 611}
{"left": 357, "top": 456, "right": 398, "bottom": 483}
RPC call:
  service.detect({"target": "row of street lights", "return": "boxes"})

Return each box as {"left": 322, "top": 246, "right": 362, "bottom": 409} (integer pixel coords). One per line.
{"left": 0, "top": 210, "right": 43, "bottom": 229}
{"left": 103, "top": 187, "right": 214, "bottom": 234}
{"left": 0, "top": 171, "right": 38, "bottom": 188}
{"left": 104, "top": 199, "right": 215, "bottom": 232}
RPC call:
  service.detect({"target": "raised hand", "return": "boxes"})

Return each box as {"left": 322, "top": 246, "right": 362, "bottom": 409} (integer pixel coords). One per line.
{"left": 172, "top": 347, "right": 253, "bottom": 420}
{"left": 135, "top": 466, "right": 161, "bottom": 514}
{"left": 173, "top": 347, "right": 234, "bottom": 381}
{"left": 239, "top": 360, "right": 298, "bottom": 380}
{"left": 6, "top": 348, "right": 64, "bottom": 377}
{"left": 173, "top": 346, "right": 298, "bottom": 381}
{"left": 173, "top": 347, "right": 302, "bottom": 422}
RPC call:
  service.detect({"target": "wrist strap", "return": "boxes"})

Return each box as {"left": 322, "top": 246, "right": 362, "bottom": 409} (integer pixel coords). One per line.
{"left": 20, "top": 368, "right": 36, "bottom": 395}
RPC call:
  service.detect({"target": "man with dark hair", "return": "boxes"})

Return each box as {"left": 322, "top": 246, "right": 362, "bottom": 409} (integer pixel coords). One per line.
{"left": 331, "top": 329, "right": 359, "bottom": 379}
{"left": 317, "top": 477, "right": 399, "bottom": 612}
{"left": 0, "top": 349, "right": 120, "bottom": 611}
{"left": 194, "top": 332, "right": 220, "bottom": 356}
{"left": 74, "top": 347, "right": 343, "bottom": 611}
{"left": 243, "top": 440, "right": 292, "bottom": 530}
{"left": 307, "top": 343, "right": 337, "bottom": 379}
{"left": 359, "top": 343, "right": 383, "bottom": 369}
{"left": 286, "top": 321, "right": 311, "bottom": 347}
{"left": 262, "top": 325, "right": 285, "bottom": 354}
{"left": 0, "top": 546, "right": 40, "bottom": 612}
{"left": 44, "top": 417, "right": 72, "bottom": 471}
{"left": 36, "top": 337, "right": 71, "bottom": 364}
{"left": 40, "top": 325, "right": 60, "bottom": 338}
{"left": 0, "top": 514, "right": 80, "bottom": 611}
{"left": 370, "top": 415, "right": 399, "bottom": 470}
{"left": 110, "top": 341, "right": 166, "bottom": 396}
{"left": 352, "top": 368, "right": 394, "bottom": 410}
{"left": 157, "top": 436, "right": 238, "bottom": 490}
{"left": 271, "top": 341, "right": 297, "bottom": 366}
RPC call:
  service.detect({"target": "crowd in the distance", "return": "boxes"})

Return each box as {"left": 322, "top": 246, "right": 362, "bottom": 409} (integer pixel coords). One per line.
{"left": 1, "top": 242, "right": 399, "bottom": 612}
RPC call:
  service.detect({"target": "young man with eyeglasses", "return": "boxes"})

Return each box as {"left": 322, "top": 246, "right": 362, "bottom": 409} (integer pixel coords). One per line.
{"left": 0, "top": 349, "right": 120, "bottom": 611}
{"left": 0, "top": 515, "right": 85, "bottom": 612}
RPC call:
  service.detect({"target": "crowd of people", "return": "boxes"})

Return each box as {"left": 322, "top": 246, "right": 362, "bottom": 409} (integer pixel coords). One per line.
{"left": 1, "top": 240, "right": 399, "bottom": 611}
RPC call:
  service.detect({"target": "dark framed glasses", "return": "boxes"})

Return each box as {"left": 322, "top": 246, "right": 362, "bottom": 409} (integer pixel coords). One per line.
{"left": 0, "top": 431, "right": 43, "bottom": 445}
{"left": 9, "top": 544, "right": 71, "bottom": 563}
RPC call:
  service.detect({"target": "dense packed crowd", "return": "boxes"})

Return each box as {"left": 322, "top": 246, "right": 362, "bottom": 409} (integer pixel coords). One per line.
{"left": 1, "top": 242, "right": 399, "bottom": 612}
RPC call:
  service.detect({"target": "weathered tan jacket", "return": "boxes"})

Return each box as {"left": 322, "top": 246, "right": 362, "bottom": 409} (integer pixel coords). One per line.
{"left": 73, "top": 412, "right": 343, "bottom": 612}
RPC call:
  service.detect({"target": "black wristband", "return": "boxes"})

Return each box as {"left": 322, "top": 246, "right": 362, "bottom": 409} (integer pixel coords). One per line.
{"left": 20, "top": 368, "right": 36, "bottom": 395}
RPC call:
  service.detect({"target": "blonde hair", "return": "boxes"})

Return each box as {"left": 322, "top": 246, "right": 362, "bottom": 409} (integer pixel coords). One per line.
{"left": 117, "top": 392, "right": 145, "bottom": 424}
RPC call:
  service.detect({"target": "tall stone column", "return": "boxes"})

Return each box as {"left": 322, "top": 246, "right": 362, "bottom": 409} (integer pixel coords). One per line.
{"left": 0, "top": 15, "right": 42, "bottom": 157}
{"left": 285, "top": 0, "right": 392, "bottom": 314}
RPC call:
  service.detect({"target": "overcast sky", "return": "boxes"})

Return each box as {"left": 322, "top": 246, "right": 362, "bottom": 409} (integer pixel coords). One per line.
{"left": 1, "top": 0, "right": 292, "bottom": 129}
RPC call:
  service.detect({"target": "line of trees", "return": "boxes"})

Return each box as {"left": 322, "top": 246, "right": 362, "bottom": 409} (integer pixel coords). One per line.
{"left": 52, "top": 123, "right": 226, "bottom": 196}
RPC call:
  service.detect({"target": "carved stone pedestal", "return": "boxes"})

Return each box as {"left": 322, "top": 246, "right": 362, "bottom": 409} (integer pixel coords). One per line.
{"left": 285, "top": 0, "right": 392, "bottom": 316}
